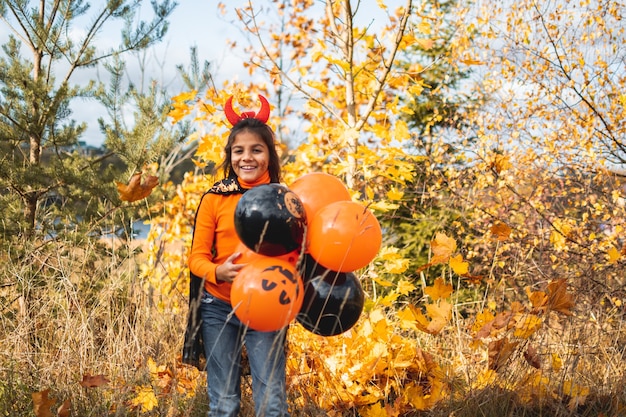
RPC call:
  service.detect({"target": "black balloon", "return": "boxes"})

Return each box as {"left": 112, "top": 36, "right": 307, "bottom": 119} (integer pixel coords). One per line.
{"left": 297, "top": 255, "right": 365, "bottom": 336}
{"left": 234, "top": 184, "right": 307, "bottom": 256}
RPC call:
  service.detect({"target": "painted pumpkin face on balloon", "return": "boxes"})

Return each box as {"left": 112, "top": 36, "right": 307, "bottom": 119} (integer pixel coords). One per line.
{"left": 261, "top": 264, "right": 301, "bottom": 305}
{"left": 231, "top": 257, "right": 304, "bottom": 332}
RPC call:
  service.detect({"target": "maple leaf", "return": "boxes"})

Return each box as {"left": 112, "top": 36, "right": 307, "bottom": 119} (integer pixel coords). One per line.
{"left": 546, "top": 279, "right": 575, "bottom": 316}
{"left": 490, "top": 222, "right": 512, "bottom": 241}
{"left": 424, "top": 278, "right": 453, "bottom": 301}
{"left": 116, "top": 172, "right": 159, "bottom": 202}
{"left": 563, "top": 379, "right": 590, "bottom": 411}
{"left": 425, "top": 300, "right": 452, "bottom": 333}
{"left": 131, "top": 385, "right": 158, "bottom": 412}
{"left": 407, "top": 300, "right": 452, "bottom": 335}
{"left": 430, "top": 232, "right": 457, "bottom": 264}
{"left": 527, "top": 288, "right": 549, "bottom": 312}
{"left": 80, "top": 373, "right": 110, "bottom": 388}
{"left": 474, "top": 311, "right": 513, "bottom": 339}
{"left": 449, "top": 254, "right": 469, "bottom": 275}
{"left": 32, "top": 389, "right": 55, "bottom": 417}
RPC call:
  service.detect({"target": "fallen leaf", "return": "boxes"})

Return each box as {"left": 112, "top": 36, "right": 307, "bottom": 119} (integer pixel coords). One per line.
{"left": 430, "top": 232, "right": 457, "bottom": 264}
{"left": 131, "top": 385, "right": 158, "bottom": 412}
{"left": 32, "top": 389, "right": 55, "bottom": 417}
{"left": 424, "top": 278, "right": 453, "bottom": 301}
{"left": 449, "top": 254, "right": 469, "bottom": 275}
{"left": 461, "top": 273, "right": 484, "bottom": 285}
{"left": 490, "top": 222, "right": 512, "bottom": 241}
{"left": 546, "top": 279, "right": 575, "bottom": 316}
{"left": 116, "top": 172, "right": 159, "bottom": 202}
{"left": 523, "top": 345, "right": 541, "bottom": 369}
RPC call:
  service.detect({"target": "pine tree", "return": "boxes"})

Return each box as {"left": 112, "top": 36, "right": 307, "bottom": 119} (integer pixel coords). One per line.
{"left": 0, "top": 0, "right": 176, "bottom": 243}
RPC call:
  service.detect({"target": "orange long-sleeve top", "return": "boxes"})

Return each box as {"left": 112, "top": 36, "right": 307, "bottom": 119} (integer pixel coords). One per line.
{"left": 188, "top": 173, "right": 271, "bottom": 303}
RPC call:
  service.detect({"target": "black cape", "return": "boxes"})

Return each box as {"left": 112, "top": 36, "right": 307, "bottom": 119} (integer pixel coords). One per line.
{"left": 181, "top": 178, "right": 245, "bottom": 369}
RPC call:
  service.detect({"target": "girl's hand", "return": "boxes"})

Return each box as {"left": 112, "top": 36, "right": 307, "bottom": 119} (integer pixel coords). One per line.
{"left": 215, "top": 252, "right": 245, "bottom": 283}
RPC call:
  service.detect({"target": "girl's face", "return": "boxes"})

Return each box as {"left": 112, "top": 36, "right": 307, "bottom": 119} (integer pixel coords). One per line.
{"left": 230, "top": 130, "right": 270, "bottom": 183}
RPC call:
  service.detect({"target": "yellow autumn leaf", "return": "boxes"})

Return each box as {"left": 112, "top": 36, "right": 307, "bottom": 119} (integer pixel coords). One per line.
{"left": 384, "top": 257, "right": 410, "bottom": 274}
{"left": 386, "top": 187, "right": 404, "bottom": 201}
{"left": 394, "top": 119, "right": 411, "bottom": 141}
{"left": 425, "top": 300, "right": 452, "bottom": 332}
{"left": 416, "top": 38, "right": 434, "bottom": 50}
{"left": 563, "top": 379, "right": 590, "bottom": 410}
{"left": 430, "top": 232, "right": 457, "bottom": 264}
{"left": 131, "top": 385, "right": 158, "bottom": 412}
{"left": 359, "top": 401, "right": 386, "bottom": 417}
{"left": 397, "top": 307, "right": 419, "bottom": 331}
{"left": 396, "top": 279, "right": 416, "bottom": 295}
{"left": 449, "top": 254, "right": 469, "bottom": 275}
{"left": 424, "top": 278, "right": 453, "bottom": 301}
{"left": 472, "top": 369, "right": 497, "bottom": 390}
{"left": 513, "top": 314, "right": 543, "bottom": 339}
{"left": 171, "top": 90, "right": 197, "bottom": 103}
{"left": 607, "top": 246, "right": 621, "bottom": 263}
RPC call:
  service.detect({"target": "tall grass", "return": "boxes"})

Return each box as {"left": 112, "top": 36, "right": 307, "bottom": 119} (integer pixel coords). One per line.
{"left": 1, "top": 233, "right": 624, "bottom": 416}
{"left": 0, "top": 236, "right": 204, "bottom": 416}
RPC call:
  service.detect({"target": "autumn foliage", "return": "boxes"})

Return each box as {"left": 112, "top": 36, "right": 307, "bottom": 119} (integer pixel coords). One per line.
{"left": 2, "top": 0, "right": 626, "bottom": 416}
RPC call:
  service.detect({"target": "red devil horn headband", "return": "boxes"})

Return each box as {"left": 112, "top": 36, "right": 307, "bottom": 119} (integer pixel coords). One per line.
{"left": 224, "top": 95, "right": 270, "bottom": 126}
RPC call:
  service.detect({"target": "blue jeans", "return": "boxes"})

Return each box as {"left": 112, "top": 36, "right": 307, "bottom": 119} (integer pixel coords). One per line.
{"left": 200, "top": 291, "right": 290, "bottom": 417}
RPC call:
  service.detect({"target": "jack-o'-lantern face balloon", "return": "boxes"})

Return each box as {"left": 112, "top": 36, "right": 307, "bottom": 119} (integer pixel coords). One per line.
{"left": 230, "top": 256, "right": 304, "bottom": 332}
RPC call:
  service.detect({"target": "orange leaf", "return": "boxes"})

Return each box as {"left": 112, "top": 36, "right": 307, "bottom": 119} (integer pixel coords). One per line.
{"left": 407, "top": 301, "right": 452, "bottom": 335}
{"left": 474, "top": 311, "right": 513, "bottom": 339}
{"left": 424, "top": 278, "right": 453, "bottom": 301}
{"left": 430, "top": 232, "right": 456, "bottom": 264}
{"left": 57, "top": 400, "right": 71, "bottom": 417}
{"left": 607, "top": 246, "right": 621, "bottom": 264}
{"left": 449, "top": 254, "right": 469, "bottom": 275}
{"left": 32, "top": 389, "right": 55, "bottom": 417}
{"left": 461, "top": 273, "right": 484, "bottom": 285}
{"left": 528, "top": 289, "right": 549, "bottom": 312}
{"left": 546, "top": 279, "right": 575, "bottom": 316}
{"left": 80, "top": 373, "right": 110, "bottom": 388}
{"left": 490, "top": 222, "right": 512, "bottom": 241}
{"left": 415, "top": 260, "right": 435, "bottom": 273}
{"left": 116, "top": 173, "right": 159, "bottom": 202}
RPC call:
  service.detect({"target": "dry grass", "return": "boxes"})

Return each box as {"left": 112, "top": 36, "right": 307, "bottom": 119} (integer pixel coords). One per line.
{"left": 1, "top": 235, "right": 624, "bottom": 417}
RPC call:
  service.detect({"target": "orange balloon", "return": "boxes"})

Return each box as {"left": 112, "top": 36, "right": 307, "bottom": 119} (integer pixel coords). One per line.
{"left": 230, "top": 257, "right": 304, "bottom": 331}
{"left": 289, "top": 173, "right": 351, "bottom": 221}
{"left": 234, "top": 241, "right": 301, "bottom": 267}
{"left": 307, "top": 201, "right": 382, "bottom": 272}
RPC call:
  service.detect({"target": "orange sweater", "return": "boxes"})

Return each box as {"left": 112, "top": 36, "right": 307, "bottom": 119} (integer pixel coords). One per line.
{"left": 188, "top": 173, "right": 271, "bottom": 303}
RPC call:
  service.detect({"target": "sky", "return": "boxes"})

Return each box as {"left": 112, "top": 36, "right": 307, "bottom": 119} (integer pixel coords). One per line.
{"left": 80, "top": 2, "right": 242, "bottom": 146}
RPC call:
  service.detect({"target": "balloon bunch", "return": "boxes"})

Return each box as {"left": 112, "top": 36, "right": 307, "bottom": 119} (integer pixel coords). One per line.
{"left": 230, "top": 175, "right": 382, "bottom": 336}
{"left": 290, "top": 173, "right": 381, "bottom": 336}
